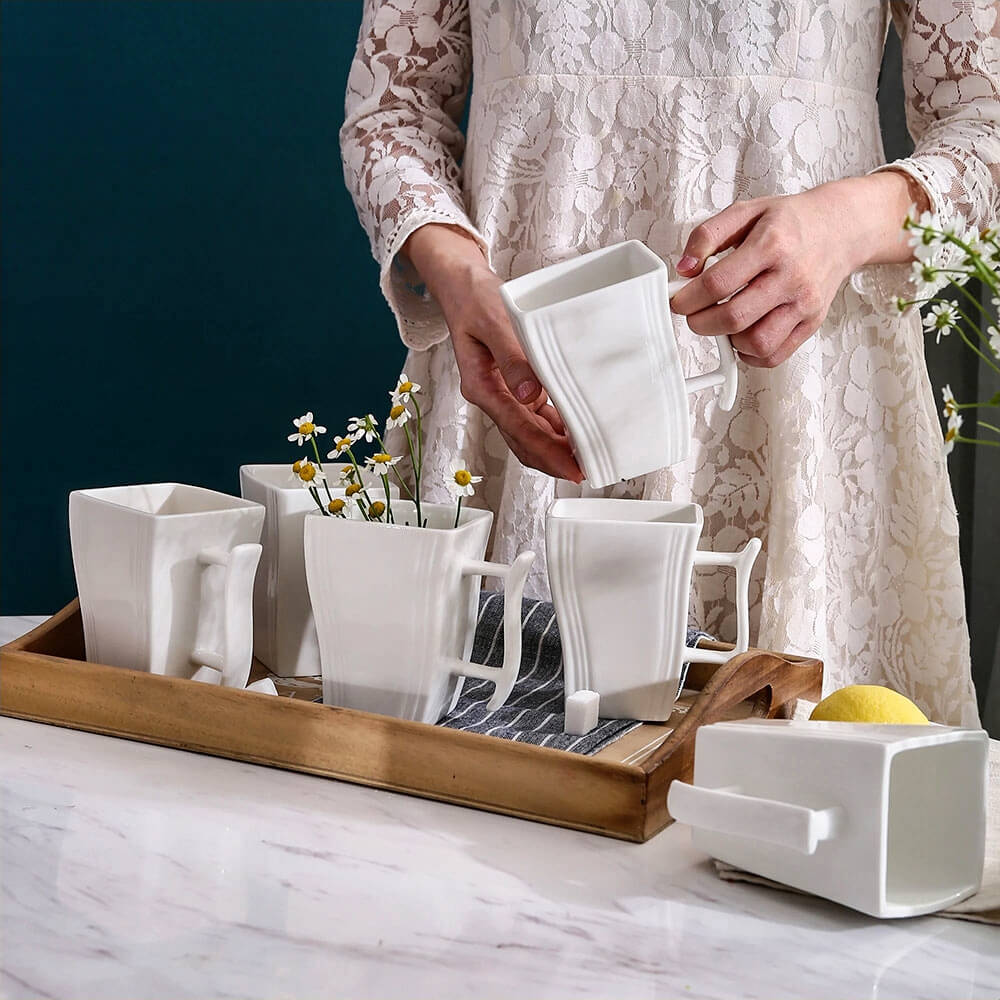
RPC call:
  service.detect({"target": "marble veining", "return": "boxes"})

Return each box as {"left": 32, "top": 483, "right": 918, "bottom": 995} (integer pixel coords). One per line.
{"left": 1, "top": 617, "right": 998, "bottom": 999}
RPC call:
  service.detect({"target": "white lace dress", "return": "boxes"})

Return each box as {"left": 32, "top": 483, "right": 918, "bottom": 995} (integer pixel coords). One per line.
{"left": 341, "top": 0, "right": 1000, "bottom": 725}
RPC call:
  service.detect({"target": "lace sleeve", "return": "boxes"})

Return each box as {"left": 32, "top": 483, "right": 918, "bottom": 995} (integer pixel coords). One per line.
{"left": 852, "top": 0, "right": 1000, "bottom": 308}
{"left": 340, "top": 0, "right": 487, "bottom": 350}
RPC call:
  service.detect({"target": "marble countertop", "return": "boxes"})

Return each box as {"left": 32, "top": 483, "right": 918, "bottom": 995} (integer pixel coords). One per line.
{"left": 2, "top": 617, "right": 998, "bottom": 1000}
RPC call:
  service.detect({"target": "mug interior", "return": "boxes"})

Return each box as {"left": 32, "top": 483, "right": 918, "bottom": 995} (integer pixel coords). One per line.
{"left": 548, "top": 497, "right": 701, "bottom": 526}
{"left": 77, "top": 483, "right": 257, "bottom": 516}
{"left": 507, "top": 241, "right": 661, "bottom": 312}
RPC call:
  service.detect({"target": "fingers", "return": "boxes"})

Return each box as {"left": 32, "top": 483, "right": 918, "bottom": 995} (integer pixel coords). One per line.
{"left": 671, "top": 248, "right": 775, "bottom": 320}
{"left": 676, "top": 200, "right": 765, "bottom": 276}
{"left": 737, "top": 320, "right": 816, "bottom": 369}
{"left": 731, "top": 309, "right": 816, "bottom": 368}
{"left": 470, "top": 290, "right": 544, "bottom": 404}
{"left": 680, "top": 270, "right": 786, "bottom": 336}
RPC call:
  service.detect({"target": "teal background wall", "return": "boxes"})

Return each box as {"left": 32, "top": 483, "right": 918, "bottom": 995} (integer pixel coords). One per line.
{"left": 2, "top": 0, "right": 404, "bottom": 613}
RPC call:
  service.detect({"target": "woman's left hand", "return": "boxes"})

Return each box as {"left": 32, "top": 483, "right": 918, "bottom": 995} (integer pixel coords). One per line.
{"left": 668, "top": 172, "right": 929, "bottom": 368}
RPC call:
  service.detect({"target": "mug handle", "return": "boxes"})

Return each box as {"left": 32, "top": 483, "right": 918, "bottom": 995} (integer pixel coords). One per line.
{"left": 190, "top": 543, "right": 262, "bottom": 688}
{"left": 686, "top": 538, "right": 762, "bottom": 666}
{"left": 667, "top": 277, "right": 739, "bottom": 412}
{"left": 667, "top": 781, "right": 843, "bottom": 855}
{"left": 447, "top": 550, "right": 535, "bottom": 711}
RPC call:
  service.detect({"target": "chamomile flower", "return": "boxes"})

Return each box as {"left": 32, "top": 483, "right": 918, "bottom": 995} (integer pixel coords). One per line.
{"left": 941, "top": 384, "right": 958, "bottom": 419}
{"left": 391, "top": 373, "right": 421, "bottom": 404}
{"left": 386, "top": 402, "right": 412, "bottom": 429}
{"left": 368, "top": 500, "right": 386, "bottom": 519}
{"left": 344, "top": 482, "right": 363, "bottom": 497}
{"left": 328, "top": 435, "right": 356, "bottom": 459}
{"left": 347, "top": 414, "right": 379, "bottom": 443}
{"left": 288, "top": 412, "right": 326, "bottom": 445}
{"left": 295, "top": 460, "right": 326, "bottom": 489}
{"left": 923, "top": 301, "right": 957, "bottom": 344}
{"left": 366, "top": 452, "right": 401, "bottom": 476}
{"left": 327, "top": 498, "right": 346, "bottom": 516}
{"left": 339, "top": 464, "right": 357, "bottom": 483}
{"left": 445, "top": 461, "right": 482, "bottom": 499}
{"left": 944, "top": 413, "right": 963, "bottom": 455}
{"left": 910, "top": 259, "right": 943, "bottom": 294}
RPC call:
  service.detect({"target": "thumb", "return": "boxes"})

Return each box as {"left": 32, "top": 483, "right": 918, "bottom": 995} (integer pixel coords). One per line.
{"left": 480, "top": 316, "right": 543, "bottom": 404}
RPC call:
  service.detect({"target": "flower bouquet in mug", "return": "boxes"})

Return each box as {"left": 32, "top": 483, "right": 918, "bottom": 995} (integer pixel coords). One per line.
{"left": 286, "top": 375, "right": 535, "bottom": 725}
{"left": 896, "top": 212, "right": 1000, "bottom": 454}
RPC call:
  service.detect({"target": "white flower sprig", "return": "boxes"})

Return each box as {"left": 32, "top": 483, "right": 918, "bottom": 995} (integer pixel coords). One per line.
{"left": 288, "top": 411, "right": 326, "bottom": 446}
{"left": 446, "top": 460, "right": 483, "bottom": 527}
{"left": 897, "top": 210, "right": 1000, "bottom": 456}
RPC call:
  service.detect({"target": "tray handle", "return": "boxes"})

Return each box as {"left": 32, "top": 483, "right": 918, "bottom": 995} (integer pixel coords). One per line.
{"left": 446, "top": 551, "right": 535, "bottom": 711}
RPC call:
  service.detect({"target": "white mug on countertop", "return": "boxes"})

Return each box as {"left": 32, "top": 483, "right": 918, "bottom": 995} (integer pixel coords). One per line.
{"left": 500, "top": 240, "right": 739, "bottom": 488}
{"left": 69, "top": 484, "right": 264, "bottom": 689}
{"left": 546, "top": 497, "right": 760, "bottom": 722}
{"left": 667, "top": 718, "right": 988, "bottom": 918}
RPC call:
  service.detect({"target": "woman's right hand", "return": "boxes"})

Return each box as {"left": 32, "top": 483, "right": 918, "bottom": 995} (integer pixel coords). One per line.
{"left": 403, "top": 224, "right": 583, "bottom": 482}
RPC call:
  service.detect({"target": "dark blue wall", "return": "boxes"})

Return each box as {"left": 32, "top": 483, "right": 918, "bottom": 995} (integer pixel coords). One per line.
{"left": 2, "top": 1, "right": 404, "bottom": 612}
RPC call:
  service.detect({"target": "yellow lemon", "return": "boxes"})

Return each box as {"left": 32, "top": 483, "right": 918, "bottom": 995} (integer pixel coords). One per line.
{"left": 809, "top": 685, "right": 929, "bottom": 725}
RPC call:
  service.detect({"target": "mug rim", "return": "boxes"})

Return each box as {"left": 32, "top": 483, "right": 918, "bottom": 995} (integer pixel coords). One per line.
{"left": 71, "top": 483, "right": 262, "bottom": 519}
{"left": 546, "top": 496, "right": 703, "bottom": 528}
{"left": 306, "top": 500, "right": 491, "bottom": 535}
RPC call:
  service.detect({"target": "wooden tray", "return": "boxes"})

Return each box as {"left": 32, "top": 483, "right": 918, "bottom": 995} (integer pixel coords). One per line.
{"left": 0, "top": 600, "right": 823, "bottom": 842}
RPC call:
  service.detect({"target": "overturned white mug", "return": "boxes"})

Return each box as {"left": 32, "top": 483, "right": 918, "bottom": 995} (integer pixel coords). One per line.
{"left": 69, "top": 483, "right": 264, "bottom": 689}
{"left": 668, "top": 719, "right": 988, "bottom": 918}
{"left": 546, "top": 497, "right": 760, "bottom": 721}
{"left": 501, "top": 240, "right": 739, "bottom": 488}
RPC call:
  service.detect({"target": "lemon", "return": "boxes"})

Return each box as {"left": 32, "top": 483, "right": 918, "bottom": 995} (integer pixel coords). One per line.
{"left": 809, "top": 685, "right": 929, "bottom": 725}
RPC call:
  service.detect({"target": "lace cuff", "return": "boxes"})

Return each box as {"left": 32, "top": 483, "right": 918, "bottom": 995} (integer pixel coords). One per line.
{"left": 379, "top": 210, "right": 491, "bottom": 352}
{"left": 848, "top": 160, "right": 965, "bottom": 315}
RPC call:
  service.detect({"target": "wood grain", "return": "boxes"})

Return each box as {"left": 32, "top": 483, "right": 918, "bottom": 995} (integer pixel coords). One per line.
{"left": 0, "top": 602, "right": 823, "bottom": 842}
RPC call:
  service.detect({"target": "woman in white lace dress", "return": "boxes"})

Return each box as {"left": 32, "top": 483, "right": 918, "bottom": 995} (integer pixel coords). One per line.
{"left": 341, "top": 0, "right": 999, "bottom": 725}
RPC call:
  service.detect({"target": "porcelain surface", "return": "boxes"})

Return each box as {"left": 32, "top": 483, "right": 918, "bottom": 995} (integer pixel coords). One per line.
{"left": 546, "top": 498, "right": 760, "bottom": 721}
{"left": 0, "top": 653, "right": 997, "bottom": 1000}
{"left": 668, "top": 719, "right": 989, "bottom": 919}
{"left": 69, "top": 484, "right": 264, "bottom": 687}
{"left": 304, "top": 502, "right": 534, "bottom": 723}
{"left": 239, "top": 463, "right": 397, "bottom": 677}
{"left": 500, "top": 241, "right": 738, "bottom": 488}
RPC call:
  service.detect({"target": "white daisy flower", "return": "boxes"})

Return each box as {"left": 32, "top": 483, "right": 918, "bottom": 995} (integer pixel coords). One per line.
{"left": 366, "top": 452, "right": 401, "bottom": 476}
{"left": 944, "top": 413, "right": 963, "bottom": 455}
{"left": 294, "top": 460, "right": 326, "bottom": 490}
{"left": 287, "top": 411, "right": 326, "bottom": 446}
{"left": 385, "top": 402, "right": 412, "bottom": 429}
{"left": 445, "top": 460, "right": 483, "bottom": 499}
{"left": 327, "top": 435, "right": 356, "bottom": 459}
{"left": 347, "top": 414, "right": 379, "bottom": 443}
{"left": 339, "top": 464, "right": 357, "bottom": 483}
{"left": 391, "top": 373, "right": 422, "bottom": 404}
{"left": 923, "top": 301, "right": 957, "bottom": 344}
{"left": 910, "top": 259, "right": 944, "bottom": 295}
{"left": 940, "top": 384, "right": 957, "bottom": 419}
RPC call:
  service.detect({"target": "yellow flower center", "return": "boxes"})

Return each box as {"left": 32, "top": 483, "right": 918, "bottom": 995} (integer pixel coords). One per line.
{"left": 398, "top": 381, "right": 413, "bottom": 393}
{"left": 373, "top": 453, "right": 392, "bottom": 464}
{"left": 292, "top": 460, "right": 302, "bottom": 474}
{"left": 390, "top": 404, "right": 405, "bottom": 420}
{"left": 345, "top": 483, "right": 362, "bottom": 496}
{"left": 369, "top": 501, "right": 386, "bottom": 517}
{"left": 298, "top": 421, "right": 315, "bottom": 436}
{"left": 327, "top": 498, "right": 345, "bottom": 514}
{"left": 299, "top": 463, "right": 316, "bottom": 483}
{"left": 454, "top": 469, "right": 472, "bottom": 487}
{"left": 945, "top": 426, "right": 958, "bottom": 443}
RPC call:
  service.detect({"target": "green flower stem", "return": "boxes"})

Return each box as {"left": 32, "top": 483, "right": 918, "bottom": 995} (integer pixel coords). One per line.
{"left": 307, "top": 486, "right": 326, "bottom": 515}
{"left": 343, "top": 445, "right": 378, "bottom": 510}
{"left": 976, "top": 420, "right": 1000, "bottom": 436}
{"left": 943, "top": 301, "right": 1000, "bottom": 375}
{"left": 453, "top": 495, "right": 462, "bottom": 529}
{"left": 381, "top": 473, "right": 394, "bottom": 524}
{"left": 941, "top": 280, "right": 998, "bottom": 350}
{"left": 956, "top": 435, "right": 1000, "bottom": 448}
{"left": 372, "top": 428, "right": 417, "bottom": 503}
{"left": 403, "top": 421, "right": 422, "bottom": 527}
{"left": 309, "top": 438, "right": 336, "bottom": 504}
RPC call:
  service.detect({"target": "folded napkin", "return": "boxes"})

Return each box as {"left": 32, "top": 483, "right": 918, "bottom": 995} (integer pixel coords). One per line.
{"left": 714, "top": 737, "right": 1000, "bottom": 924}
{"left": 438, "top": 593, "right": 709, "bottom": 755}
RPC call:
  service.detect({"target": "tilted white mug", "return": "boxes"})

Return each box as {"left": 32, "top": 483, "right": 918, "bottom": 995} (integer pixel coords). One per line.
{"left": 500, "top": 240, "right": 739, "bottom": 488}
{"left": 239, "top": 463, "right": 397, "bottom": 677}
{"left": 69, "top": 484, "right": 264, "bottom": 688}
{"left": 546, "top": 497, "right": 760, "bottom": 721}
{"left": 303, "top": 500, "right": 535, "bottom": 724}
{"left": 667, "top": 718, "right": 989, "bottom": 918}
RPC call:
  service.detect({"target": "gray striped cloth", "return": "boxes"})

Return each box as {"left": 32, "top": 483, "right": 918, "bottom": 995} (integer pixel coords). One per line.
{"left": 439, "top": 592, "right": 710, "bottom": 755}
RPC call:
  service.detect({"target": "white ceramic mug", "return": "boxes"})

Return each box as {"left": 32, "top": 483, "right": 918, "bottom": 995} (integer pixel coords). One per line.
{"left": 500, "top": 240, "right": 739, "bottom": 488}
{"left": 239, "top": 463, "right": 397, "bottom": 677}
{"left": 667, "top": 718, "right": 989, "bottom": 918}
{"left": 304, "top": 501, "right": 534, "bottom": 724}
{"left": 69, "top": 484, "right": 264, "bottom": 688}
{"left": 546, "top": 498, "right": 761, "bottom": 721}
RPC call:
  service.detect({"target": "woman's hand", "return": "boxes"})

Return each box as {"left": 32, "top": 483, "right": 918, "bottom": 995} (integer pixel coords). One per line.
{"left": 669, "top": 172, "right": 930, "bottom": 368}
{"left": 403, "top": 224, "right": 583, "bottom": 482}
